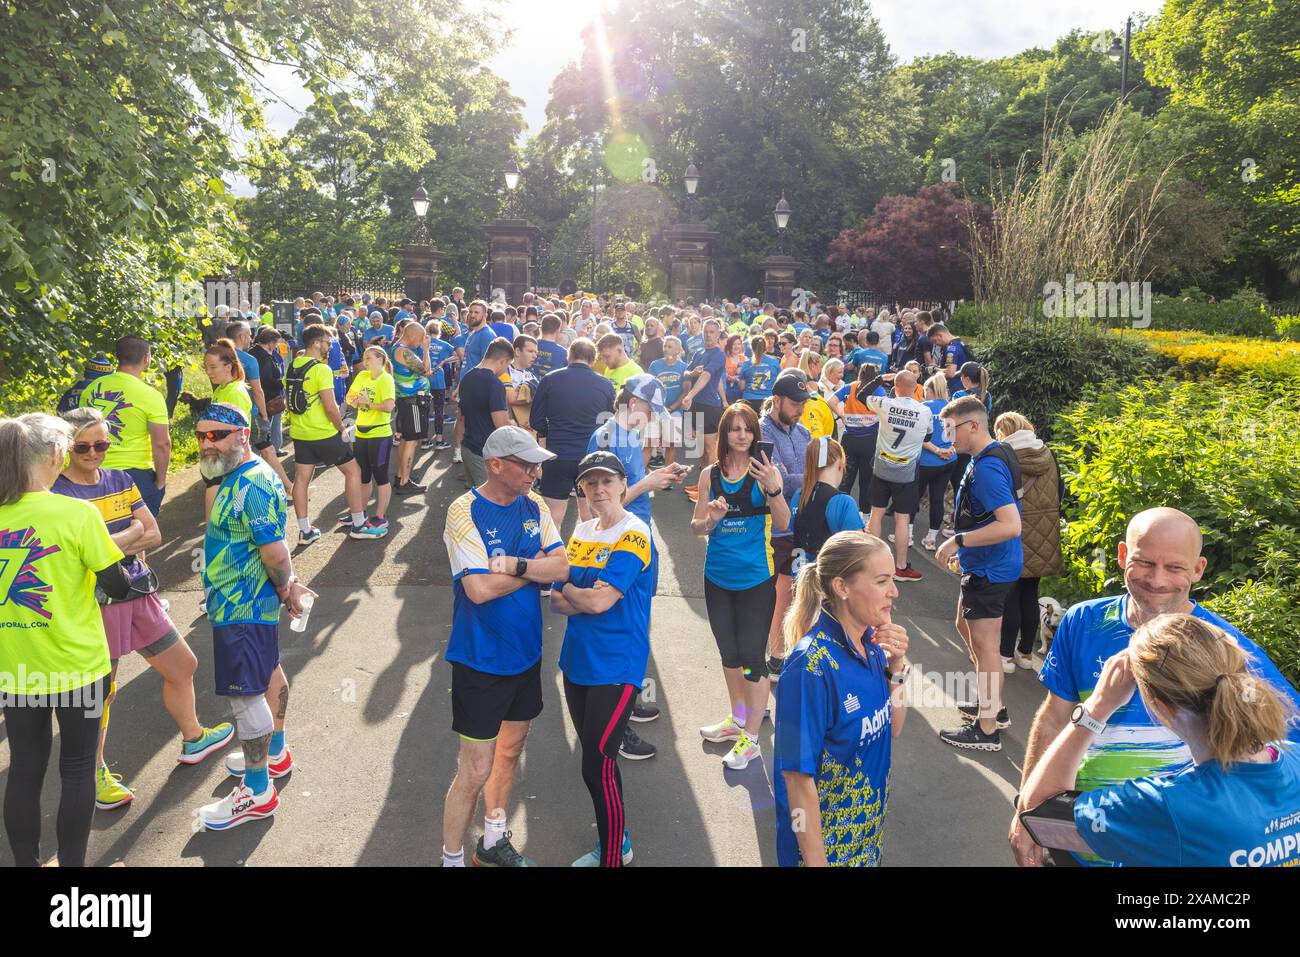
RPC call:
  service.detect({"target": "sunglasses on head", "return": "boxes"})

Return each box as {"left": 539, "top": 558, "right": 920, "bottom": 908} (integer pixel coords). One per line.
{"left": 195, "top": 428, "right": 241, "bottom": 443}
{"left": 72, "top": 440, "right": 111, "bottom": 454}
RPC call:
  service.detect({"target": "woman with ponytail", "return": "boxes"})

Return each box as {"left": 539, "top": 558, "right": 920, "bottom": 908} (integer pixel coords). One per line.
{"left": 952, "top": 361, "right": 993, "bottom": 418}
{"left": 1020, "top": 613, "right": 1300, "bottom": 866}
{"left": 774, "top": 531, "right": 911, "bottom": 867}
{"left": 790, "top": 437, "right": 864, "bottom": 575}
{"left": 344, "top": 346, "right": 397, "bottom": 537}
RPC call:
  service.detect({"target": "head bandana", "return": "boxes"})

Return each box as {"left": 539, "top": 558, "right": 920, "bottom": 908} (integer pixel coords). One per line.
{"left": 199, "top": 402, "right": 250, "bottom": 429}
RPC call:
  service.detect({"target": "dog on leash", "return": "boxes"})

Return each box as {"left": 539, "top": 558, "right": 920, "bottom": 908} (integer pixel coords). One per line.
{"left": 1037, "top": 597, "right": 1065, "bottom": 657}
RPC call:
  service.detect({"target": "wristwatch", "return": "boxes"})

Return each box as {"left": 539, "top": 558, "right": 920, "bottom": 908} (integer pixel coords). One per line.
{"left": 764, "top": 485, "right": 783, "bottom": 498}
{"left": 514, "top": 558, "right": 528, "bottom": 578}
{"left": 1070, "top": 703, "right": 1106, "bottom": 735}
{"left": 887, "top": 661, "right": 911, "bottom": 686}
{"left": 955, "top": 532, "right": 966, "bottom": 548}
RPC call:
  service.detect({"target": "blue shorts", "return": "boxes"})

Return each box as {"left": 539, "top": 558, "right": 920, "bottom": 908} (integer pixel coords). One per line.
{"left": 125, "top": 467, "right": 165, "bottom": 517}
{"left": 212, "top": 622, "right": 280, "bottom": 697}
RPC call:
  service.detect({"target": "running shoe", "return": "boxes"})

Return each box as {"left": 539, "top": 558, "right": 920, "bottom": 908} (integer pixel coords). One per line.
{"left": 894, "top": 564, "right": 924, "bottom": 582}
{"left": 938, "top": 722, "right": 1002, "bottom": 752}
{"left": 350, "top": 522, "right": 388, "bottom": 540}
{"left": 452, "top": 449, "right": 463, "bottom": 464}
{"left": 95, "top": 767, "right": 134, "bottom": 810}
{"left": 888, "top": 532, "right": 913, "bottom": 547}
{"left": 700, "top": 715, "right": 743, "bottom": 744}
{"left": 177, "top": 723, "right": 234, "bottom": 765}
{"left": 619, "top": 727, "right": 656, "bottom": 760}
{"left": 630, "top": 699, "right": 660, "bottom": 723}
{"left": 722, "top": 732, "right": 761, "bottom": 770}
{"left": 571, "top": 830, "right": 634, "bottom": 867}
{"left": 434, "top": 439, "right": 452, "bottom": 450}
{"left": 394, "top": 480, "right": 427, "bottom": 496}
{"left": 299, "top": 527, "right": 322, "bottom": 545}
{"left": 199, "top": 782, "right": 279, "bottom": 830}
{"left": 1001, "top": 655, "right": 1016, "bottom": 674}
{"left": 1014, "top": 650, "right": 1037, "bottom": 671}
{"left": 225, "top": 747, "right": 294, "bottom": 779}
{"left": 472, "top": 831, "right": 537, "bottom": 867}
{"left": 684, "top": 486, "right": 699, "bottom": 503}
{"left": 336, "top": 511, "right": 354, "bottom": 526}
{"left": 420, "top": 438, "right": 436, "bottom": 451}
{"left": 958, "top": 703, "right": 1010, "bottom": 728}
{"left": 921, "top": 532, "right": 939, "bottom": 551}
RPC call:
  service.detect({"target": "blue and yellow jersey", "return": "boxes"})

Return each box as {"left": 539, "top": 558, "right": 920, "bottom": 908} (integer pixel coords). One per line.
{"left": 203, "top": 459, "right": 287, "bottom": 626}
{"left": 443, "top": 488, "right": 563, "bottom": 675}
{"left": 774, "top": 608, "right": 892, "bottom": 867}
{"left": 703, "top": 466, "right": 774, "bottom": 591}
{"left": 558, "top": 513, "right": 655, "bottom": 688}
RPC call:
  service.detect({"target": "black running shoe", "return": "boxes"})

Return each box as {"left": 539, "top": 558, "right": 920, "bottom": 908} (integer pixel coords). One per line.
{"left": 630, "top": 699, "right": 660, "bottom": 723}
{"left": 957, "top": 703, "right": 1010, "bottom": 729}
{"left": 619, "top": 727, "right": 656, "bottom": 760}
{"left": 939, "top": 722, "right": 1002, "bottom": 751}
{"left": 472, "top": 832, "right": 537, "bottom": 867}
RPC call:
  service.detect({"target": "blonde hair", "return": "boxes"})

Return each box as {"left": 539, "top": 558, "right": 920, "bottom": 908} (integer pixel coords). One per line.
{"left": 994, "top": 411, "right": 1034, "bottom": 439}
{"left": 799, "top": 436, "right": 846, "bottom": 514}
{"left": 1129, "top": 614, "right": 1295, "bottom": 768}
{"left": 924, "top": 372, "right": 949, "bottom": 401}
{"left": 797, "top": 349, "right": 822, "bottom": 379}
{"left": 61, "top": 406, "right": 107, "bottom": 439}
{"left": 362, "top": 345, "right": 393, "bottom": 375}
{"left": 783, "top": 531, "right": 891, "bottom": 655}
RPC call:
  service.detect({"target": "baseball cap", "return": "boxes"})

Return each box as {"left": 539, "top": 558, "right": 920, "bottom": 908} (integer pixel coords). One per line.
{"left": 481, "top": 425, "right": 556, "bottom": 464}
{"left": 574, "top": 450, "right": 625, "bottom": 486}
{"left": 772, "top": 369, "right": 811, "bottom": 402}
{"left": 369, "top": 310, "right": 385, "bottom": 319}
{"left": 622, "top": 373, "right": 667, "bottom": 417}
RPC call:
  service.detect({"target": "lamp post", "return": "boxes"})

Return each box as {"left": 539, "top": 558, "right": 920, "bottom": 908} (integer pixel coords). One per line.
{"left": 403, "top": 179, "right": 440, "bottom": 302}
{"left": 411, "top": 181, "right": 430, "bottom": 245}
{"left": 774, "top": 193, "right": 791, "bottom": 255}
{"left": 684, "top": 162, "right": 699, "bottom": 222}
{"left": 1108, "top": 17, "right": 1132, "bottom": 99}
{"left": 504, "top": 157, "right": 520, "bottom": 217}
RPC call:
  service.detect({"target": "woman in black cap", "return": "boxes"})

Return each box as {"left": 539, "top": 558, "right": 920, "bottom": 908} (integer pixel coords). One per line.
{"left": 550, "top": 451, "right": 657, "bottom": 866}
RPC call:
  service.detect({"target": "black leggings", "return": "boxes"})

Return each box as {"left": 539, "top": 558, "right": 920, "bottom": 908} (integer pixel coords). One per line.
{"left": 839, "top": 431, "right": 877, "bottom": 512}
{"left": 3, "top": 677, "right": 107, "bottom": 867}
{"left": 917, "top": 462, "right": 957, "bottom": 532}
{"left": 564, "top": 677, "right": 636, "bottom": 867}
{"left": 1000, "top": 577, "right": 1041, "bottom": 658}
{"left": 431, "top": 389, "right": 446, "bottom": 437}
{"left": 354, "top": 434, "right": 393, "bottom": 486}
{"left": 704, "top": 576, "right": 777, "bottom": 681}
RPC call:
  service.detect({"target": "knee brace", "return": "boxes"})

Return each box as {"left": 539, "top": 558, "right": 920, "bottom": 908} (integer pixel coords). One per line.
{"left": 227, "top": 694, "right": 274, "bottom": 740}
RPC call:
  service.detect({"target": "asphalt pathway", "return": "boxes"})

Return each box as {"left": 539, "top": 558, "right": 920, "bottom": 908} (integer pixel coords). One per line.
{"left": 0, "top": 423, "right": 1048, "bottom": 867}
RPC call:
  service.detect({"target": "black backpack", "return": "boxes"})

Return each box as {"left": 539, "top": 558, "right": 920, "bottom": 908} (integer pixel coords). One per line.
{"left": 955, "top": 442, "right": 1024, "bottom": 531}
{"left": 284, "top": 358, "right": 320, "bottom": 416}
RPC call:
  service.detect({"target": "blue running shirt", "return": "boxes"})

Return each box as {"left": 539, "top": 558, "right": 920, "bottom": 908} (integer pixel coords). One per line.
{"left": 203, "top": 459, "right": 287, "bottom": 625}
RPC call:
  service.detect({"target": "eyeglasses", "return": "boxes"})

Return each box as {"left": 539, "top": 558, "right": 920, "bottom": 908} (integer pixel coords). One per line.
{"left": 71, "top": 440, "right": 111, "bottom": 454}
{"left": 503, "top": 456, "right": 542, "bottom": 474}
{"left": 195, "top": 428, "right": 241, "bottom": 443}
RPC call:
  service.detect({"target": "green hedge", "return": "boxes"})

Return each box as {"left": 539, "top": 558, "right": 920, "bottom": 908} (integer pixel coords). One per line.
{"left": 979, "top": 326, "right": 1163, "bottom": 438}
{"left": 1047, "top": 380, "right": 1300, "bottom": 687}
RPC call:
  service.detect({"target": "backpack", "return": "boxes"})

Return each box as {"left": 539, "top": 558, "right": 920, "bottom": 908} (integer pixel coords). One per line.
{"left": 284, "top": 358, "right": 320, "bottom": 416}
{"left": 955, "top": 442, "right": 1024, "bottom": 531}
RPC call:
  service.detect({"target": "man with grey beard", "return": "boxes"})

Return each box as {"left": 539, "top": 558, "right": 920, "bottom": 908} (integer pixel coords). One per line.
{"left": 195, "top": 402, "right": 314, "bottom": 830}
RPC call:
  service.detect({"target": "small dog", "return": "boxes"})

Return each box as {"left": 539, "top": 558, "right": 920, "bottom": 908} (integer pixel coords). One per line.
{"left": 1037, "top": 597, "right": 1065, "bottom": 657}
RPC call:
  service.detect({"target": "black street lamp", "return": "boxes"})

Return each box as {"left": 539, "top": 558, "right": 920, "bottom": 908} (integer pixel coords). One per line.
{"left": 1108, "top": 17, "right": 1132, "bottom": 99}
{"left": 684, "top": 162, "right": 699, "bottom": 221}
{"left": 774, "top": 193, "right": 791, "bottom": 255}
{"left": 504, "top": 157, "right": 520, "bottom": 216}
{"left": 411, "top": 180, "right": 430, "bottom": 245}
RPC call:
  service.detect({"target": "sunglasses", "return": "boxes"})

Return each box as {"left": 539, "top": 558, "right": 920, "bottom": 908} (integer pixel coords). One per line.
{"left": 72, "top": 440, "right": 111, "bottom": 454}
{"left": 195, "top": 428, "right": 241, "bottom": 443}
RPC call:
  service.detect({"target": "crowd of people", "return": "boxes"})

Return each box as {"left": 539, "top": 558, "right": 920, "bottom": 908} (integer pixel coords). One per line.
{"left": 1, "top": 288, "right": 1297, "bottom": 869}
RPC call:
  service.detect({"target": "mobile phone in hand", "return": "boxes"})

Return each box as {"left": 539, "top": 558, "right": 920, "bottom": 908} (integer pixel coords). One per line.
{"left": 751, "top": 441, "right": 774, "bottom": 461}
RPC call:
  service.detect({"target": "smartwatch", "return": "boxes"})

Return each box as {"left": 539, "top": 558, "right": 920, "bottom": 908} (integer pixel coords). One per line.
{"left": 955, "top": 532, "right": 966, "bottom": 548}
{"left": 765, "top": 485, "right": 783, "bottom": 498}
{"left": 887, "top": 661, "right": 911, "bottom": 686}
{"left": 514, "top": 558, "right": 528, "bottom": 578}
{"left": 1070, "top": 703, "right": 1106, "bottom": 735}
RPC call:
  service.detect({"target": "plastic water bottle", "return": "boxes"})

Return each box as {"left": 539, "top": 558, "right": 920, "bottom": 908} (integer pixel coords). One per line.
{"left": 290, "top": 594, "right": 314, "bottom": 633}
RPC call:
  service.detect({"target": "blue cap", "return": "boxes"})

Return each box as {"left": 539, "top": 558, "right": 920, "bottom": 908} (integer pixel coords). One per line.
{"left": 623, "top": 373, "right": 667, "bottom": 417}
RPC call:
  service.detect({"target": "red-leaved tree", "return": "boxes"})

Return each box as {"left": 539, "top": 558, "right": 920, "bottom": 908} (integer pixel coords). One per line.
{"left": 827, "top": 183, "right": 992, "bottom": 299}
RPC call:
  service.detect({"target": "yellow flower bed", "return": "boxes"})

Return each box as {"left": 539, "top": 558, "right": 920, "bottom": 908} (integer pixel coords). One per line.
{"left": 1113, "top": 329, "right": 1300, "bottom": 382}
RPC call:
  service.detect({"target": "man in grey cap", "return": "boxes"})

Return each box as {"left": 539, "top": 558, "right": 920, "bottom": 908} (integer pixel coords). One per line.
{"left": 762, "top": 369, "right": 812, "bottom": 677}
{"left": 440, "top": 425, "right": 569, "bottom": 868}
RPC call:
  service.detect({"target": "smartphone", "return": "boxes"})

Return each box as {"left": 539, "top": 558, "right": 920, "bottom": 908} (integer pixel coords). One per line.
{"left": 1019, "top": 790, "right": 1082, "bottom": 850}
{"left": 751, "top": 441, "right": 774, "bottom": 461}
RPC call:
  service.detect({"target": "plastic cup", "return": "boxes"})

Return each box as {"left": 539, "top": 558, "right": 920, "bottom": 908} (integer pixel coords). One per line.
{"left": 290, "top": 594, "right": 315, "bottom": 632}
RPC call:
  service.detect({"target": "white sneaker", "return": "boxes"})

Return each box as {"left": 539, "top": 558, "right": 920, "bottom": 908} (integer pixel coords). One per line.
{"left": 921, "top": 533, "right": 939, "bottom": 551}
{"left": 722, "top": 733, "right": 761, "bottom": 770}
{"left": 1014, "top": 650, "right": 1038, "bottom": 671}
{"left": 225, "top": 747, "right": 294, "bottom": 778}
{"left": 452, "top": 449, "right": 463, "bottom": 464}
{"left": 1001, "top": 656, "right": 1016, "bottom": 674}
{"left": 700, "top": 715, "right": 743, "bottom": 743}
{"left": 198, "top": 782, "right": 279, "bottom": 831}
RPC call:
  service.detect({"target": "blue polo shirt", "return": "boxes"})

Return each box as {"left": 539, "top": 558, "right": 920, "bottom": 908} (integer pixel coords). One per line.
{"left": 443, "top": 489, "right": 564, "bottom": 675}
{"left": 775, "top": 608, "right": 893, "bottom": 867}
{"left": 954, "top": 443, "right": 1022, "bottom": 583}
{"left": 529, "top": 363, "right": 615, "bottom": 461}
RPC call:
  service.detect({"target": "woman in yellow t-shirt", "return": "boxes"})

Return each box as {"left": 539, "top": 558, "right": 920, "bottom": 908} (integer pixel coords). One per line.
{"left": 345, "top": 347, "right": 397, "bottom": 533}
{"left": 0, "top": 414, "right": 128, "bottom": 867}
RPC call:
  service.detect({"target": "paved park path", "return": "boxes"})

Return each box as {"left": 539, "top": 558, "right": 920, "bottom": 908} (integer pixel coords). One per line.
{"left": 0, "top": 425, "right": 1048, "bottom": 866}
